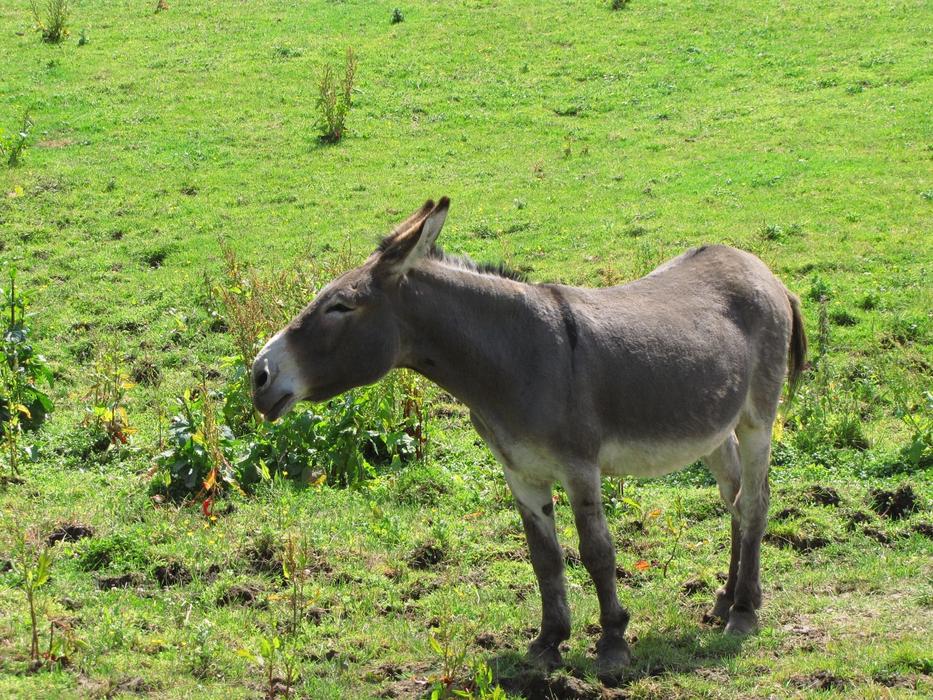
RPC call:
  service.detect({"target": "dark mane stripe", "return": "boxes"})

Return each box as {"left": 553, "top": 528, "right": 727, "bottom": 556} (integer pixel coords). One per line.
{"left": 376, "top": 233, "right": 528, "bottom": 282}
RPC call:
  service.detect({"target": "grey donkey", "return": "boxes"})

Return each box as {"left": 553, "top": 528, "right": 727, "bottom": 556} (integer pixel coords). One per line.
{"left": 251, "top": 197, "right": 807, "bottom": 676}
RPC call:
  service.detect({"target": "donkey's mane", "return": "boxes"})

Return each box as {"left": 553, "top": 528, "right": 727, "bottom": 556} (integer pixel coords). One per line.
{"left": 429, "top": 246, "right": 529, "bottom": 282}
{"left": 376, "top": 233, "right": 528, "bottom": 282}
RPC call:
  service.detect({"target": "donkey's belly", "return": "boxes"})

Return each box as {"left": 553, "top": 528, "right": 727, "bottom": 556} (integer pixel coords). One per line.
{"left": 597, "top": 428, "right": 733, "bottom": 478}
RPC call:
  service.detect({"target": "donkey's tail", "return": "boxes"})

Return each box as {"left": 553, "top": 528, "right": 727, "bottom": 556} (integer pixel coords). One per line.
{"left": 786, "top": 290, "right": 807, "bottom": 400}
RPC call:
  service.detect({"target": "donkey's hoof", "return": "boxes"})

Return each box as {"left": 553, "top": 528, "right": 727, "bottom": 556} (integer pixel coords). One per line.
{"left": 525, "top": 642, "right": 563, "bottom": 672}
{"left": 724, "top": 607, "right": 758, "bottom": 636}
{"left": 708, "top": 591, "right": 734, "bottom": 622}
{"left": 595, "top": 638, "right": 631, "bottom": 682}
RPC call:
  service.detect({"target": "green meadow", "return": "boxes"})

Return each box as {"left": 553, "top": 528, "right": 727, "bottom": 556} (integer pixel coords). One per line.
{"left": 1, "top": 1, "right": 930, "bottom": 698}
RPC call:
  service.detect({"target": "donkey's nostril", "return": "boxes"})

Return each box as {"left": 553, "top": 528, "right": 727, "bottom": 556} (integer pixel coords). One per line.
{"left": 255, "top": 369, "right": 269, "bottom": 389}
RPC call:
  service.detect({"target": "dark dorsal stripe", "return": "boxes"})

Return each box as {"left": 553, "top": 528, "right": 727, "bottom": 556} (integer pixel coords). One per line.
{"left": 545, "top": 285, "right": 578, "bottom": 352}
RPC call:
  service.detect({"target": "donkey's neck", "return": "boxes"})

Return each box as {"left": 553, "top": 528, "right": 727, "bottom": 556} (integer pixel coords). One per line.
{"left": 395, "top": 264, "right": 547, "bottom": 418}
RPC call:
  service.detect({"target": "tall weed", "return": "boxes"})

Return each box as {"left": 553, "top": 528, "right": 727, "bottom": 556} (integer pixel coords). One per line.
{"left": 30, "top": 0, "right": 70, "bottom": 43}
{"left": 0, "top": 110, "right": 33, "bottom": 167}
{"left": 316, "top": 47, "right": 357, "bottom": 143}
{"left": 1, "top": 270, "right": 53, "bottom": 477}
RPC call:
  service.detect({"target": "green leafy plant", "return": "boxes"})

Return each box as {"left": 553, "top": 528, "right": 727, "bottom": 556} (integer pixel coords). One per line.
{"left": 153, "top": 386, "right": 238, "bottom": 501}
{"left": 0, "top": 110, "right": 33, "bottom": 167}
{"left": 1, "top": 270, "right": 53, "bottom": 478}
{"left": 30, "top": 0, "right": 70, "bottom": 43}
{"left": 81, "top": 348, "right": 136, "bottom": 448}
{"left": 391, "top": 8, "right": 404, "bottom": 24}
{"left": 238, "top": 634, "right": 298, "bottom": 700}
{"left": 11, "top": 529, "right": 54, "bottom": 669}
{"left": 282, "top": 532, "right": 311, "bottom": 636}
{"left": 186, "top": 619, "right": 216, "bottom": 679}
{"left": 890, "top": 388, "right": 933, "bottom": 471}
{"left": 316, "top": 47, "right": 357, "bottom": 143}
{"left": 428, "top": 622, "right": 470, "bottom": 699}
{"left": 45, "top": 615, "right": 83, "bottom": 670}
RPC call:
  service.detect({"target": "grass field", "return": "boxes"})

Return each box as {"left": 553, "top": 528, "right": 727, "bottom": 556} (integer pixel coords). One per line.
{"left": 1, "top": 1, "right": 931, "bottom": 698}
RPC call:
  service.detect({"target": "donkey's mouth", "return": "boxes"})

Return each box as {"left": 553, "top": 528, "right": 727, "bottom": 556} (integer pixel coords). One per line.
{"left": 262, "top": 392, "right": 296, "bottom": 422}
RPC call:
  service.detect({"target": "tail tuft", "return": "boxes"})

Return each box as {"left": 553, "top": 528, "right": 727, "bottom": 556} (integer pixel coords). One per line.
{"left": 786, "top": 291, "right": 807, "bottom": 400}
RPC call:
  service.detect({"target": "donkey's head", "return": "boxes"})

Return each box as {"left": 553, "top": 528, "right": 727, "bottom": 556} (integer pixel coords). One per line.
{"left": 250, "top": 197, "right": 450, "bottom": 420}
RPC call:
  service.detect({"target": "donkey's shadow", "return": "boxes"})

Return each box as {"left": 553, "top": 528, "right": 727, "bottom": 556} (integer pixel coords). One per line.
{"left": 485, "top": 625, "right": 745, "bottom": 696}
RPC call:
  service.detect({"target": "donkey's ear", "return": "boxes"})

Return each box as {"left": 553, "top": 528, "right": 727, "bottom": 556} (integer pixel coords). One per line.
{"left": 376, "top": 197, "right": 450, "bottom": 276}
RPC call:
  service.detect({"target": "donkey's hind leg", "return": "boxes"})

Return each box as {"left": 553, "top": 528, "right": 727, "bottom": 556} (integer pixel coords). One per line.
{"left": 726, "top": 423, "right": 773, "bottom": 635}
{"left": 702, "top": 434, "right": 742, "bottom": 623}
{"left": 565, "top": 472, "right": 631, "bottom": 678}
{"left": 503, "top": 468, "right": 571, "bottom": 670}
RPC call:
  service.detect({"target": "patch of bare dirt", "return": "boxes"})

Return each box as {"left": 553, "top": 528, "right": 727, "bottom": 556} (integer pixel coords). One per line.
{"left": 804, "top": 484, "right": 841, "bottom": 507}
{"left": 153, "top": 561, "right": 191, "bottom": 587}
{"left": 872, "top": 671, "right": 923, "bottom": 688}
{"left": 845, "top": 510, "right": 873, "bottom": 529}
{"left": 912, "top": 522, "right": 933, "bottom": 538}
{"left": 306, "top": 605, "right": 328, "bottom": 624}
{"left": 403, "top": 578, "right": 440, "bottom": 601}
{"left": 870, "top": 485, "right": 919, "bottom": 520}
{"left": 96, "top": 572, "right": 144, "bottom": 590}
{"left": 862, "top": 526, "right": 891, "bottom": 544}
{"left": 764, "top": 532, "right": 829, "bottom": 552}
{"left": 376, "top": 662, "right": 434, "bottom": 698}
{"left": 789, "top": 670, "right": 847, "bottom": 690}
{"left": 46, "top": 523, "right": 95, "bottom": 546}
{"left": 408, "top": 542, "right": 445, "bottom": 570}
{"left": 473, "top": 631, "right": 513, "bottom": 651}
{"left": 37, "top": 138, "right": 74, "bottom": 149}
{"left": 498, "top": 670, "right": 603, "bottom": 699}
{"left": 202, "top": 562, "right": 222, "bottom": 582}
{"left": 681, "top": 578, "right": 710, "bottom": 596}
{"left": 242, "top": 538, "right": 284, "bottom": 578}
{"left": 216, "top": 582, "right": 266, "bottom": 608}
{"left": 774, "top": 506, "right": 802, "bottom": 520}
{"left": 780, "top": 621, "right": 829, "bottom": 653}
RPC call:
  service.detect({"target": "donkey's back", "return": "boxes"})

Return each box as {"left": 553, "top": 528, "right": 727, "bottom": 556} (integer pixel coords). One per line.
{"left": 546, "top": 244, "right": 804, "bottom": 478}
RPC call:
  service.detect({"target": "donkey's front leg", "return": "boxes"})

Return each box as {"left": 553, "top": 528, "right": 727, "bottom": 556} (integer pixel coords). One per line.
{"left": 504, "top": 469, "right": 571, "bottom": 670}
{"left": 566, "top": 474, "right": 631, "bottom": 677}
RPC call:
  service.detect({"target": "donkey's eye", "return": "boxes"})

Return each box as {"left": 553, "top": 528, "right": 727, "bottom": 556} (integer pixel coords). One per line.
{"left": 326, "top": 302, "right": 354, "bottom": 314}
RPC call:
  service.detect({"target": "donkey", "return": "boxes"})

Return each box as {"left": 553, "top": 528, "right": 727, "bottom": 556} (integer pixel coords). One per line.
{"left": 251, "top": 197, "right": 806, "bottom": 676}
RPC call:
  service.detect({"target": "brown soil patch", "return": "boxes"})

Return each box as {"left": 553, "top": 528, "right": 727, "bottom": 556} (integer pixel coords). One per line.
{"left": 498, "top": 670, "right": 603, "bottom": 699}
{"left": 97, "top": 572, "right": 145, "bottom": 590}
{"left": 870, "top": 485, "right": 919, "bottom": 520}
{"left": 37, "top": 139, "right": 74, "bottom": 149}
{"left": 153, "top": 561, "right": 191, "bottom": 587}
{"left": 46, "top": 523, "right": 95, "bottom": 546}
{"left": 804, "top": 484, "right": 841, "bottom": 507}
{"left": 409, "top": 542, "right": 445, "bottom": 570}
{"left": 862, "top": 526, "right": 891, "bottom": 544}
{"left": 780, "top": 621, "right": 829, "bottom": 652}
{"left": 217, "top": 582, "right": 266, "bottom": 608}
{"left": 789, "top": 670, "right": 847, "bottom": 690}
{"left": 681, "top": 578, "right": 710, "bottom": 596}
{"left": 764, "top": 532, "right": 829, "bottom": 552}
{"left": 774, "top": 506, "right": 802, "bottom": 520}
{"left": 474, "top": 631, "right": 513, "bottom": 650}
